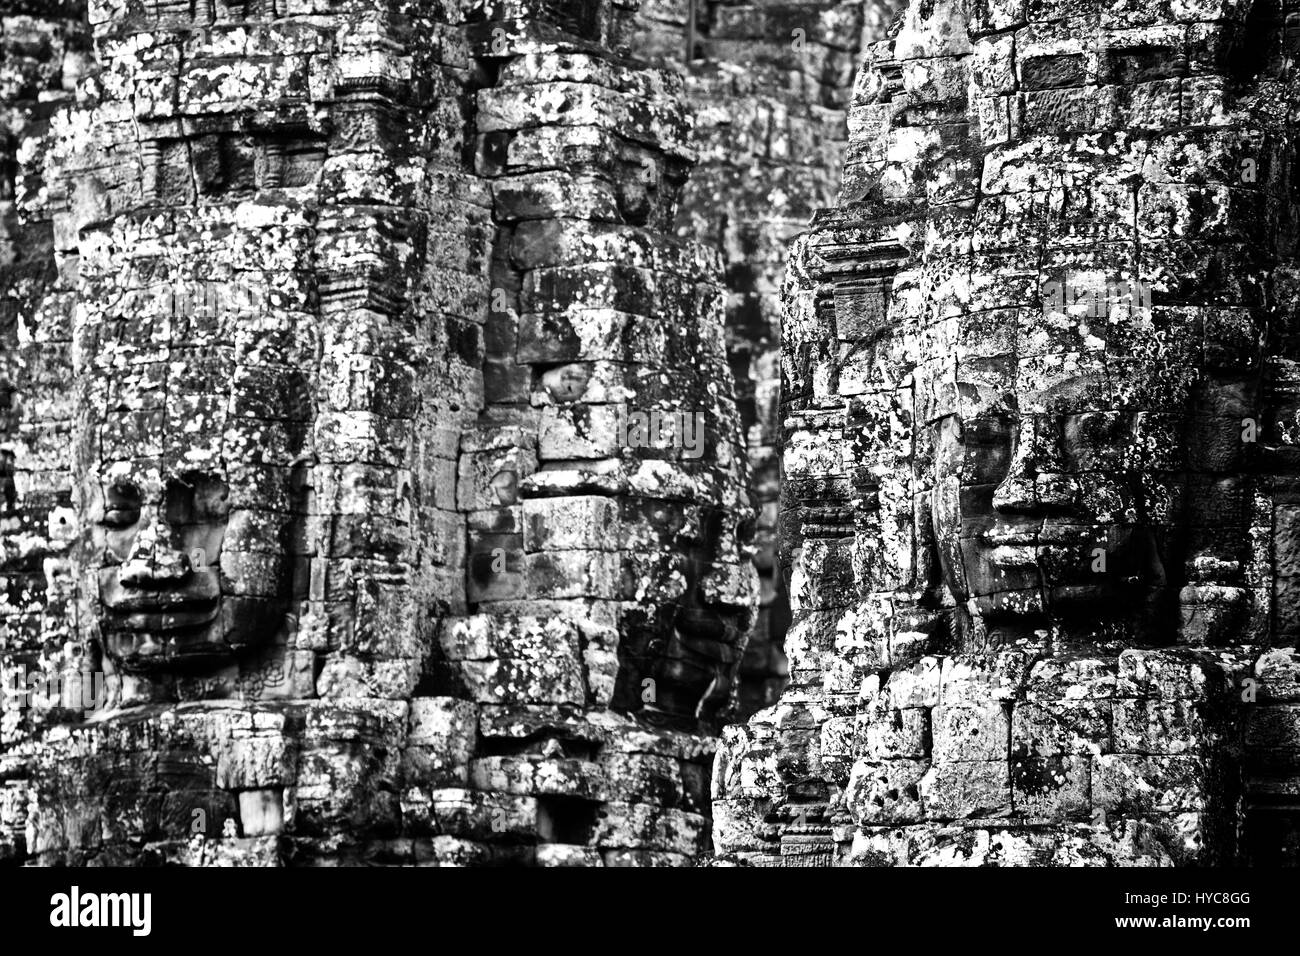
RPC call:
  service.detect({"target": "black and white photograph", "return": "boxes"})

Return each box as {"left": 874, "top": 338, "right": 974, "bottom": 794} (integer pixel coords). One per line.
{"left": 0, "top": 0, "right": 1295, "bottom": 932}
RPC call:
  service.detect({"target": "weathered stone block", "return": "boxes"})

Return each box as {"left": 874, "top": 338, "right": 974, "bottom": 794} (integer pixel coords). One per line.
{"left": 1011, "top": 755, "right": 1090, "bottom": 819}
{"left": 846, "top": 758, "right": 927, "bottom": 825}
{"left": 932, "top": 704, "right": 1009, "bottom": 762}
{"left": 919, "top": 761, "right": 1011, "bottom": 819}
{"left": 1092, "top": 755, "right": 1208, "bottom": 814}
{"left": 1112, "top": 699, "right": 1211, "bottom": 755}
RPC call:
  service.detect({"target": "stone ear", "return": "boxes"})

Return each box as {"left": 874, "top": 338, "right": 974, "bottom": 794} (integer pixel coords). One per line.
{"left": 1177, "top": 584, "right": 1253, "bottom": 647}
{"left": 1260, "top": 357, "right": 1300, "bottom": 452}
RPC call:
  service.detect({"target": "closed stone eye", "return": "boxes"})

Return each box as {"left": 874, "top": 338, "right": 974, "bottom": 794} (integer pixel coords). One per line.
{"left": 102, "top": 507, "right": 139, "bottom": 527}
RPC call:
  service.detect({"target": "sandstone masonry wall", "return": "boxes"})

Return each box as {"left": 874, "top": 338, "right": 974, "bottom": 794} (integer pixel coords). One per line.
{"left": 0, "top": 0, "right": 764, "bottom": 865}
{"left": 714, "top": 0, "right": 1300, "bottom": 867}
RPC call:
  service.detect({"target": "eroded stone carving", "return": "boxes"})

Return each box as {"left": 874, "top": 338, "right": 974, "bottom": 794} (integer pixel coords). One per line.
{"left": 633, "top": 0, "right": 901, "bottom": 717}
{"left": 0, "top": 0, "right": 770, "bottom": 866}
{"left": 714, "top": 0, "right": 1300, "bottom": 867}
{"left": 75, "top": 268, "right": 312, "bottom": 706}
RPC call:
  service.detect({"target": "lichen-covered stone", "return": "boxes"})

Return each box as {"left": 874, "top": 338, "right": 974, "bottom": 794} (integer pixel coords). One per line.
{"left": 0, "top": 0, "right": 786, "bottom": 866}
{"left": 713, "top": 0, "right": 1300, "bottom": 867}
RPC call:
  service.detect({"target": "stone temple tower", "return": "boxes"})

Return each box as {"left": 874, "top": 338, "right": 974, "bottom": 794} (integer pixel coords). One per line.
{"left": 2, "top": 0, "right": 761, "bottom": 865}
{"left": 714, "top": 0, "right": 1300, "bottom": 866}
{"left": 2, "top": 0, "right": 1298, "bottom": 869}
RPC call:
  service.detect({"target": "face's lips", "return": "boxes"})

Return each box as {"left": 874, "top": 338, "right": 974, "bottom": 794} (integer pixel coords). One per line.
{"left": 1036, "top": 520, "right": 1108, "bottom": 545}
{"left": 104, "top": 590, "right": 217, "bottom": 612}
{"left": 986, "top": 545, "right": 1039, "bottom": 566}
{"left": 978, "top": 525, "right": 1039, "bottom": 566}
{"left": 104, "top": 596, "right": 220, "bottom": 633}
{"left": 978, "top": 523, "right": 1038, "bottom": 547}
{"left": 972, "top": 520, "right": 1130, "bottom": 587}
{"left": 979, "top": 520, "right": 1112, "bottom": 547}
{"left": 674, "top": 604, "right": 748, "bottom": 651}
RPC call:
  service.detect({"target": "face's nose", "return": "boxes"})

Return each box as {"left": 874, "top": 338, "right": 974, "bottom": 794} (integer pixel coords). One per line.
{"left": 992, "top": 416, "right": 1081, "bottom": 517}
{"left": 117, "top": 504, "right": 190, "bottom": 588}
{"left": 992, "top": 418, "right": 1039, "bottom": 514}
{"left": 695, "top": 560, "right": 758, "bottom": 621}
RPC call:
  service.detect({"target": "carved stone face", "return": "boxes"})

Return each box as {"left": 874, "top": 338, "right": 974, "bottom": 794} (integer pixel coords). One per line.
{"left": 924, "top": 297, "right": 1252, "bottom": 648}
{"left": 93, "top": 469, "right": 232, "bottom": 669}
{"left": 649, "top": 507, "right": 754, "bottom": 724}
{"left": 931, "top": 374, "right": 1170, "bottom": 641}
{"left": 607, "top": 488, "right": 755, "bottom": 730}
{"left": 71, "top": 255, "right": 312, "bottom": 691}
{"left": 83, "top": 455, "right": 299, "bottom": 680}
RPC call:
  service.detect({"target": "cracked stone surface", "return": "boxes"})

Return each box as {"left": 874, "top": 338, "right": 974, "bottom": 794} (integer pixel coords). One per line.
{"left": 712, "top": 0, "right": 1300, "bottom": 867}
{"left": 1, "top": 0, "right": 1298, "bottom": 868}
